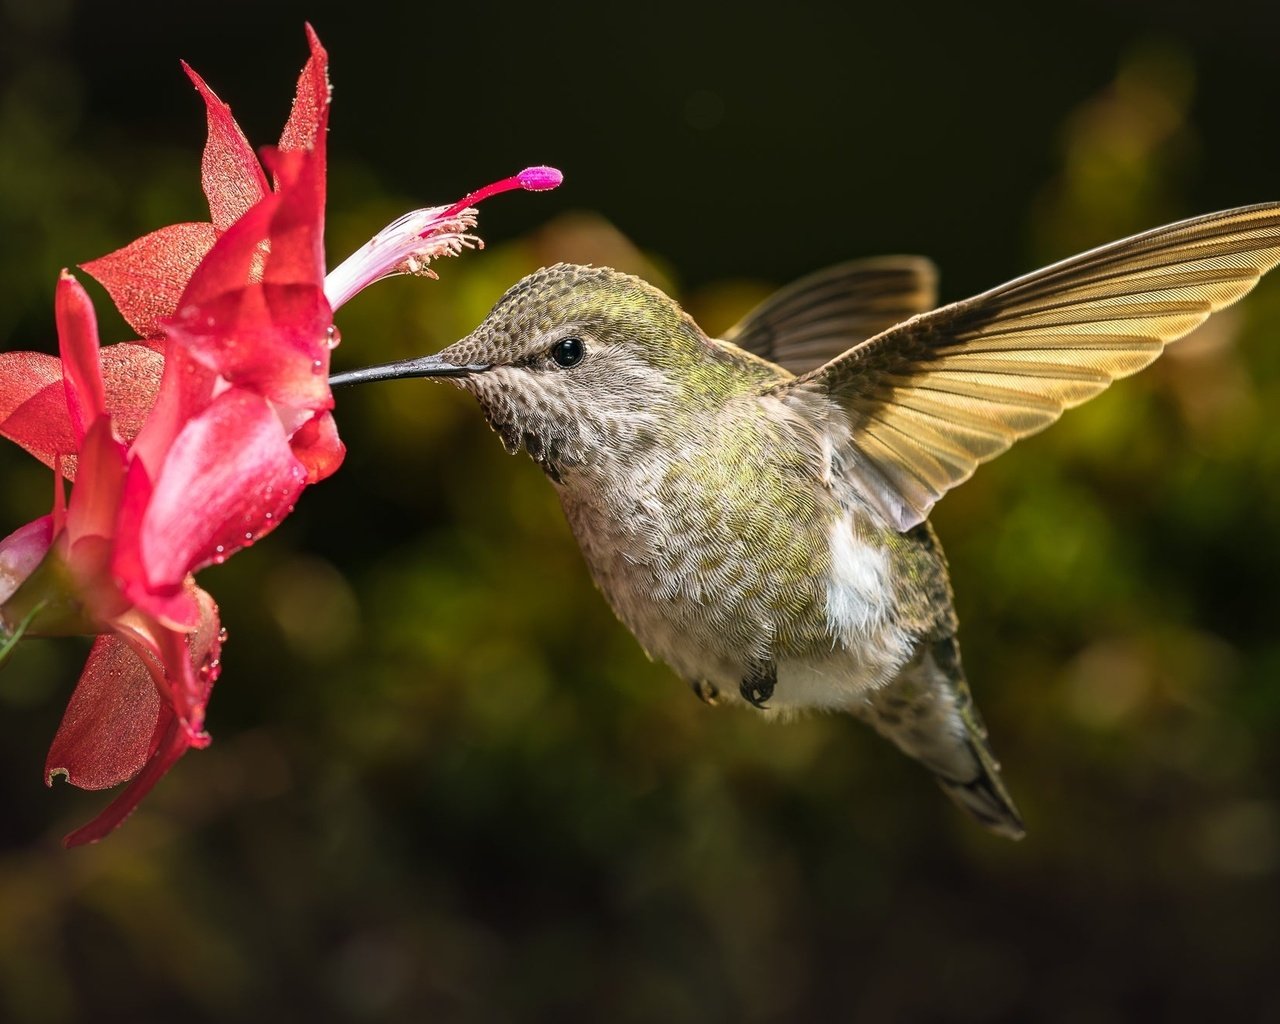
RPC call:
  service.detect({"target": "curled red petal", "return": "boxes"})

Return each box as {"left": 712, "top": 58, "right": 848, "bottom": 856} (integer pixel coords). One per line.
{"left": 182, "top": 63, "right": 270, "bottom": 232}
{"left": 290, "top": 410, "right": 344, "bottom": 484}
{"left": 55, "top": 272, "right": 107, "bottom": 440}
{"left": 57, "top": 587, "right": 221, "bottom": 847}
{"left": 61, "top": 708, "right": 187, "bottom": 846}
{"left": 131, "top": 388, "right": 307, "bottom": 597}
{"left": 45, "top": 635, "right": 161, "bottom": 791}
{"left": 81, "top": 223, "right": 219, "bottom": 339}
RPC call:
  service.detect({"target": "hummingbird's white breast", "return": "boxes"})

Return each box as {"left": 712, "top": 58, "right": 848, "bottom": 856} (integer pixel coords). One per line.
{"left": 554, "top": 392, "right": 915, "bottom": 714}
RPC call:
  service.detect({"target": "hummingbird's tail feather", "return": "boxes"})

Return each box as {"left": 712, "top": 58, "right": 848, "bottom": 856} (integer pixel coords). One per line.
{"left": 853, "top": 635, "right": 1026, "bottom": 840}
{"left": 933, "top": 740, "right": 1026, "bottom": 841}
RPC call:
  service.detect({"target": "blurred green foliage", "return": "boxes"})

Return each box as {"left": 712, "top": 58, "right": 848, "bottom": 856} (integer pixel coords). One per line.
{"left": 2, "top": 2, "right": 1280, "bottom": 1022}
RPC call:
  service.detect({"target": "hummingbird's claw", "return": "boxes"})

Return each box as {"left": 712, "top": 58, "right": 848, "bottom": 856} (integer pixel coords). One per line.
{"left": 691, "top": 679, "right": 720, "bottom": 706}
{"left": 739, "top": 664, "right": 776, "bottom": 709}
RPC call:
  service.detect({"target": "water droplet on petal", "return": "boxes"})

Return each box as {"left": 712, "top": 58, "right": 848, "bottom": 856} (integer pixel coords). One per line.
{"left": 326, "top": 325, "right": 341, "bottom": 349}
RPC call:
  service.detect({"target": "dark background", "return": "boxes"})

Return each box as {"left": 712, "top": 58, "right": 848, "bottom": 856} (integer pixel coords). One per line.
{"left": 2, "top": 1, "right": 1280, "bottom": 1021}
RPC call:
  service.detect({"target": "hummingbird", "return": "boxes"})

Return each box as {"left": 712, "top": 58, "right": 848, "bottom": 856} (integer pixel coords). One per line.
{"left": 332, "top": 203, "right": 1280, "bottom": 839}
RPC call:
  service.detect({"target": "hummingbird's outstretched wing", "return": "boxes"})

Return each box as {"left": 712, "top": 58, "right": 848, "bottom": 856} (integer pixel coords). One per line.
{"left": 721, "top": 256, "right": 937, "bottom": 375}
{"left": 781, "top": 203, "right": 1280, "bottom": 532}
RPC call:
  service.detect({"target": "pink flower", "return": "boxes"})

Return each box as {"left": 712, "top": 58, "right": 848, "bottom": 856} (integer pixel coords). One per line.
{"left": 0, "top": 27, "right": 560, "bottom": 844}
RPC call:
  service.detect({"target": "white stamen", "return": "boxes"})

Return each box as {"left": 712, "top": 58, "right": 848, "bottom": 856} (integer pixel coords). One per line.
{"left": 323, "top": 206, "right": 481, "bottom": 310}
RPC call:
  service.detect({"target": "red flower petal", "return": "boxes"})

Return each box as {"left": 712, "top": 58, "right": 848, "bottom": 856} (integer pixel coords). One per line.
{"left": 177, "top": 147, "right": 327, "bottom": 307}
{"left": 167, "top": 302, "right": 332, "bottom": 412}
{"left": 0, "top": 352, "right": 76, "bottom": 471}
{"left": 57, "top": 587, "right": 222, "bottom": 847}
{"left": 98, "top": 342, "right": 165, "bottom": 445}
{"left": 170, "top": 146, "right": 331, "bottom": 410}
{"left": 110, "top": 457, "right": 191, "bottom": 626}
{"left": 160, "top": 582, "right": 222, "bottom": 736}
{"left": 130, "top": 388, "right": 306, "bottom": 601}
{"left": 278, "top": 25, "right": 330, "bottom": 159}
{"left": 65, "top": 418, "right": 126, "bottom": 551}
{"left": 45, "top": 634, "right": 161, "bottom": 791}
{"left": 55, "top": 273, "right": 107, "bottom": 440}
{"left": 81, "top": 223, "right": 218, "bottom": 339}
{"left": 259, "top": 147, "right": 327, "bottom": 294}
{"left": 61, "top": 708, "right": 186, "bottom": 846}
{"left": 182, "top": 62, "right": 270, "bottom": 232}
{"left": 125, "top": 343, "right": 219, "bottom": 486}
{"left": 0, "top": 343, "right": 162, "bottom": 477}
{"left": 290, "top": 410, "right": 344, "bottom": 484}
{"left": 0, "top": 351, "right": 61, "bottom": 423}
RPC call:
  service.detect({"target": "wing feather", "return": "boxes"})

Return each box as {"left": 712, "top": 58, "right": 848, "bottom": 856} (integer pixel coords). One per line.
{"left": 781, "top": 203, "right": 1280, "bottom": 530}
{"left": 722, "top": 256, "right": 937, "bottom": 374}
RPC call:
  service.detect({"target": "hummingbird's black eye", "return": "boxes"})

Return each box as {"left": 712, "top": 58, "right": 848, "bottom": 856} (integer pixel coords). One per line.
{"left": 551, "top": 336, "right": 585, "bottom": 368}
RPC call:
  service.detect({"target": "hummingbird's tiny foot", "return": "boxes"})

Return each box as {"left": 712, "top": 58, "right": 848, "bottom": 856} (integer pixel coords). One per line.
{"left": 740, "top": 664, "right": 777, "bottom": 709}
{"left": 691, "top": 680, "right": 720, "bottom": 706}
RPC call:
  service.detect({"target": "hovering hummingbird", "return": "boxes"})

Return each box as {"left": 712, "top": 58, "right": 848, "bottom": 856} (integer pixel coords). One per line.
{"left": 332, "top": 204, "right": 1280, "bottom": 838}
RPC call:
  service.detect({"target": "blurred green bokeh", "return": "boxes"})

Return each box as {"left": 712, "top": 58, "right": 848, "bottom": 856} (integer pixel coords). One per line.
{"left": 2, "top": 2, "right": 1280, "bottom": 1022}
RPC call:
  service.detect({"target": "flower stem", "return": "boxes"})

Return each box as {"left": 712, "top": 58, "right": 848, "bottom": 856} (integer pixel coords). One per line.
{"left": 0, "top": 600, "right": 47, "bottom": 669}
{"left": 1, "top": 550, "right": 100, "bottom": 638}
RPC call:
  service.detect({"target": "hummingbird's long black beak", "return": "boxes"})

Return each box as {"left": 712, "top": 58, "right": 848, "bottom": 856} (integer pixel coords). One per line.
{"left": 329, "top": 354, "right": 490, "bottom": 388}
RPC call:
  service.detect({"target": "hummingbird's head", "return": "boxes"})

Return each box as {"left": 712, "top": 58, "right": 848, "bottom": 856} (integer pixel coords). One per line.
{"left": 333, "top": 263, "right": 757, "bottom": 481}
